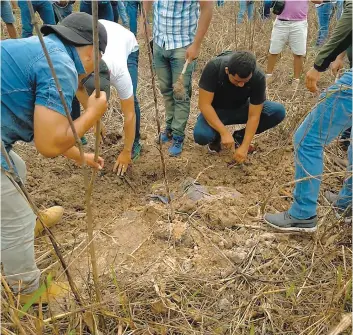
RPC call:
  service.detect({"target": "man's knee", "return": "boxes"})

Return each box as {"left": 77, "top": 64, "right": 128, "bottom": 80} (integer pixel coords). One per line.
{"left": 264, "top": 101, "right": 286, "bottom": 125}
{"left": 193, "top": 122, "right": 215, "bottom": 145}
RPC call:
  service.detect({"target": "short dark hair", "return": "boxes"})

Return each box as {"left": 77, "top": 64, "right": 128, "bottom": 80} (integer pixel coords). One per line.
{"left": 228, "top": 51, "right": 256, "bottom": 78}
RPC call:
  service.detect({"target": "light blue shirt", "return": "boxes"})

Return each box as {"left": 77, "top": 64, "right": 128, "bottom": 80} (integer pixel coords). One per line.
{"left": 153, "top": 0, "right": 200, "bottom": 50}
{"left": 1, "top": 34, "right": 85, "bottom": 171}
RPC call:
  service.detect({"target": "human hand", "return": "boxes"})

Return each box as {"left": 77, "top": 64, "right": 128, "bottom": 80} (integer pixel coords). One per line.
{"left": 185, "top": 43, "right": 201, "bottom": 62}
{"left": 220, "top": 130, "right": 235, "bottom": 149}
{"left": 330, "top": 58, "right": 344, "bottom": 77}
{"left": 113, "top": 149, "right": 132, "bottom": 176}
{"left": 305, "top": 67, "right": 321, "bottom": 93}
{"left": 87, "top": 90, "right": 107, "bottom": 117}
{"left": 233, "top": 145, "right": 248, "bottom": 164}
{"left": 80, "top": 153, "right": 104, "bottom": 170}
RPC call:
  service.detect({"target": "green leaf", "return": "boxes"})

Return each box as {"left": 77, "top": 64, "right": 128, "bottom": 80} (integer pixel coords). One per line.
{"left": 19, "top": 273, "right": 53, "bottom": 318}
{"left": 249, "top": 323, "right": 255, "bottom": 335}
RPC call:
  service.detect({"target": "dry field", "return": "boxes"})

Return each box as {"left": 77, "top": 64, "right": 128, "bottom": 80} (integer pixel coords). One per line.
{"left": 1, "top": 2, "right": 352, "bottom": 334}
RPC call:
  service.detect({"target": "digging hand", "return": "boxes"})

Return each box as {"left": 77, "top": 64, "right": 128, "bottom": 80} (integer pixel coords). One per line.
{"left": 233, "top": 145, "right": 248, "bottom": 164}
{"left": 220, "top": 129, "right": 235, "bottom": 149}
{"left": 305, "top": 67, "right": 320, "bottom": 93}
{"left": 87, "top": 90, "right": 107, "bottom": 117}
{"left": 113, "top": 149, "right": 132, "bottom": 176}
{"left": 330, "top": 58, "right": 344, "bottom": 77}
{"left": 185, "top": 43, "right": 200, "bottom": 62}
{"left": 79, "top": 153, "right": 105, "bottom": 170}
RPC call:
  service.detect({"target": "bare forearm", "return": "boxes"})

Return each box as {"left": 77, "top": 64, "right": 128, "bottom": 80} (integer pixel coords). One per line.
{"left": 242, "top": 116, "right": 260, "bottom": 147}
{"left": 121, "top": 97, "right": 136, "bottom": 153}
{"left": 62, "top": 146, "right": 81, "bottom": 164}
{"left": 193, "top": 3, "right": 213, "bottom": 47}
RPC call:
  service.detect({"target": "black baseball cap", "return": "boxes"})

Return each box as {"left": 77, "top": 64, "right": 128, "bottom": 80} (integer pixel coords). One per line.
{"left": 41, "top": 12, "right": 107, "bottom": 53}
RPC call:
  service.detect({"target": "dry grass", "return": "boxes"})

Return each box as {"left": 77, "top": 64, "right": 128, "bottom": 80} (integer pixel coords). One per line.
{"left": 1, "top": 2, "right": 352, "bottom": 335}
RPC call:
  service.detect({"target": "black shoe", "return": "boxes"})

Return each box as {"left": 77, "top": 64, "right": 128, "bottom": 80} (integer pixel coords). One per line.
{"left": 207, "top": 139, "right": 221, "bottom": 153}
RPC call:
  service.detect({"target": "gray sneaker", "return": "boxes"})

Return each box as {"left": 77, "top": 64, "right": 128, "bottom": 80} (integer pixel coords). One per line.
{"left": 263, "top": 211, "right": 317, "bottom": 232}
{"left": 324, "top": 191, "right": 352, "bottom": 224}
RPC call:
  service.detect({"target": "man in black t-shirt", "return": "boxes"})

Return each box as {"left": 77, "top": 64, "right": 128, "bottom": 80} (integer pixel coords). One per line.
{"left": 193, "top": 51, "right": 286, "bottom": 163}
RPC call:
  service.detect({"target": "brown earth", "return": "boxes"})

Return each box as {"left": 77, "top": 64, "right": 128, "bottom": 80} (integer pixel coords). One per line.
{"left": 1, "top": 3, "right": 352, "bottom": 335}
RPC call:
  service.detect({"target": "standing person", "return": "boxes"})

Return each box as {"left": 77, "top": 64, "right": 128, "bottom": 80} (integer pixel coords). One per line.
{"left": 18, "top": 0, "right": 55, "bottom": 38}
{"left": 143, "top": 0, "right": 213, "bottom": 157}
{"left": 237, "top": 0, "right": 254, "bottom": 23}
{"left": 71, "top": 19, "right": 142, "bottom": 173}
{"left": 266, "top": 0, "right": 322, "bottom": 89}
{"left": 1, "top": 12, "right": 108, "bottom": 302}
{"left": 315, "top": 1, "right": 334, "bottom": 47}
{"left": 125, "top": 0, "right": 140, "bottom": 35}
{"left": 264, "top": 1, "right": 352, "bottom": 232}
{"left": 111, "top": 0, "right": 129, "bottom": 27}
{"left": 1, "top": 0, "right": 17, "bottom": 38}
{"left": 193, "top": 51, "right": 285, "bottom": 162}
{"left": 52, "top": 1, "right": 75, "bottom": 23}
{"left": 217, "top": 0, "right": 225, "bottom": 7}
{"left": 80, "top": 1, "right": 114, "bottom": 21}
{"left": 261, "top": 0, "right": 272, "bottom": 20}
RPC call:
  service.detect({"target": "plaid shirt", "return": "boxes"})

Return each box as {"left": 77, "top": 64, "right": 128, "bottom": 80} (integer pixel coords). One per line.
{"left": 153, "top": 0, "right": 200, "bottom": 50}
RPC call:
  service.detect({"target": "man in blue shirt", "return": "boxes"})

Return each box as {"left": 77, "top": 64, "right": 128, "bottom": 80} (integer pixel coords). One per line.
{"left": 1, "top": 12, "right": 108, "bottom": 303}
{"left": 143, "top": 0, "right": 213, "bottom": 156}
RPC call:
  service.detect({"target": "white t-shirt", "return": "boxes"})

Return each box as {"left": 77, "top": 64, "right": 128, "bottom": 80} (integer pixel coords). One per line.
{"left": 99, "top": 19, "right": 139, "bottom": 100}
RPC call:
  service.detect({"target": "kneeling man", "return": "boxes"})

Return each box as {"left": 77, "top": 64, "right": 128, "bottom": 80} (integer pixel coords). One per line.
{"left": 194, "top": 51, "right": 286, "bottom": 163}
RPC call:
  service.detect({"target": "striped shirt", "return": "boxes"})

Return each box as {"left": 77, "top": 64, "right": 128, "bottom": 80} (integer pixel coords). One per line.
{"left": 153, "top": 0, "right": 200, "bottom": 50}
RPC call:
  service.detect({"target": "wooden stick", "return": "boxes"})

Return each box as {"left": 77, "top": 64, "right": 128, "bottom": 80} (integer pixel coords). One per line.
{"left": 86, "top": 0, "right": 103, "bottom": 309}
{"left": 141, "top": 5, "right": 174, "bottom": 220}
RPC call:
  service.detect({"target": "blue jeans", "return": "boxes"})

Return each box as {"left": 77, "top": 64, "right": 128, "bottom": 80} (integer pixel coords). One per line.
{"left": 217, "top": 0, "right": 225, "bottom": 7}
{"left": 335, "top": 0, "right": 344, "bottom": 20}
{"left": 80, "top": 1, "right": 114, "bottom": 21}
{"left": 193, "top": 100, "right": 286, "bottom": 145}
{"left": 111, "top": 0, "right": 129, "bottom": 26}
{"left": 53, "top": 2, "right": 73, "bottom": 23}
{"left": 238, "top": 0, "right": 254, "bottom": 23}
{"left": 127, "top": 50, "right": 141, "bottom": 144}
{"left": 289, "top": 71, "right": 352, "bottom": 219}
{"left": 153, "top": 42, "right": 195, "bottom": 138}
{"left": 316, "top": 3, "right": 333, "bottom": 46}
{"left": 1, "top": 0, "right": 15, "bottom": 24}
{"left": 262, "top": 0, "right": 272, "bottom": 19}
{"left": 125, "top": 0, "right": 139, "bottom": 36}
{"left": 18, "top": 1, "right": 55, "bottom": 38}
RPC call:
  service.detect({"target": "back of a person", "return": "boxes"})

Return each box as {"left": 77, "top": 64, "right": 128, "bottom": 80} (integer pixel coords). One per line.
{"left": 99, "top": 19, "right": 137, "bottom": 64}
{"left": 278, "top": 0, "right": 309, "bottom": 21}
{"left": 1, "top": 35, "right": 72, "bottom": 149}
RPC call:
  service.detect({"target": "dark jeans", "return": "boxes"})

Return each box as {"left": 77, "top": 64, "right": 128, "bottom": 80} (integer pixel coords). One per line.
{"left": 18, "top": 1, "right": 55, "bottom": 38}
{"left": 127, "top": 50, "right": 141, "bottom": 143}
{"left": 80, "top": 1, "right": 114, "bottom": 21}
{"left": 262, "top": 0, "right": 272, "bottom": 19}
{"left": 71, "top": 96, "right": 81, "bottom": 121}
{"left": 193, "top": 100, "right": 286, "bottom": 145}
{"left": 125, "top": 0, "right": 139, "bottom": 36}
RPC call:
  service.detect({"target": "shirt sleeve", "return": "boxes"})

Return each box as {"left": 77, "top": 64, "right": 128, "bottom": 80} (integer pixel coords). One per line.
{"left": 249, "top": 73, "right": 266, "bottom": 105}
{"left": 34, "top": 52, "right": 78, "bottom": 116}
{"left": 314, "top": 2, "right": 352, "bottom": 72}
{"left": 199, "top": 60, "right": 219, "bottom": 92}
{"left": 110, "top": 67, "right": 134, "bottom": 100}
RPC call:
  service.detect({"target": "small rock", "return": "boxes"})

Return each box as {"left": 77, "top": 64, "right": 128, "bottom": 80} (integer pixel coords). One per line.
{"left": 218, "top": 298, "right": 231, "bottom": 311}
{"left": 225, "top": 249, "right": 247, "bottom": 264}
{"left": 218, "top": 241, "right": 225, "bottom": 249}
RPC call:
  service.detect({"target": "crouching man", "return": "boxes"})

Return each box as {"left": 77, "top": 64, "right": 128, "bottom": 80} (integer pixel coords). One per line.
{"left": 193, "top": 51, "right": 286, "bottom": 163}
{"left": 1, "top": 13, "right": 108, "bottom": 303}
